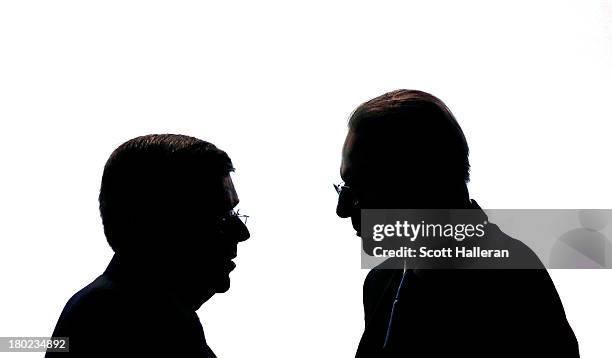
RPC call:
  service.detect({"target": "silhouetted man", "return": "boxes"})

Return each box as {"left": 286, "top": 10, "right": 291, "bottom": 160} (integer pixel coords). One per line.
{"left": 335, "top": 90, "right": 579, "bottom": 357}
{"left": 47, "top": 134, "right": 250, "bottom": 357}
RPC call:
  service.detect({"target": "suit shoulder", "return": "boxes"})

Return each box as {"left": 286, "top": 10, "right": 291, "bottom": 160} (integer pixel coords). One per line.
{"left": 67, "top": 274, "right": 121, "bottom": 310}
{"left": 52, "top": 274, "right": 126, "bottom": 335}
{"left": 363, "top": 266, "right": 400, "bottom": 298}
{"left": 364, "top": 267, "right": 393, "bottom": 286}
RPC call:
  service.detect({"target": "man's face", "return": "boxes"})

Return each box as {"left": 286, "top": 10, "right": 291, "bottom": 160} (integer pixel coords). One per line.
{"left": 172, "top": 174, "right": 250, "bottom": 307}
{"left": 338, "top": 129, "right": 408, "bottom": 235}
{"left": 338, "top": 130, "right": 368, "bottom": 236}
{"left": 207, "top": 175, "right": 249, "bottom": 292}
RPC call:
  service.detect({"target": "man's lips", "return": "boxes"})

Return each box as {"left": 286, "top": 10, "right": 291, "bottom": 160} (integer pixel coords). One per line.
{"left": 223, "top": 256, "right": 237, "bottom": 271}
{"left": 214, "top": 250, "right": 237, "bottom": 272}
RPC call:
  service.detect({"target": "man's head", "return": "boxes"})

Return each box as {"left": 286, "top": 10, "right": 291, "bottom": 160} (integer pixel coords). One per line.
{"left": 99, "top": 134, "right": 249, "bottom": 308}
{"left": 337, "top": 89, "right": 470, "bottom": 235}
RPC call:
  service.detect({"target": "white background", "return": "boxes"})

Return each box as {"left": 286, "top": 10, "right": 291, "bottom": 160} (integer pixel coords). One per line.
{"left": 1, "top": 1, "right": 611, "bottom": 357}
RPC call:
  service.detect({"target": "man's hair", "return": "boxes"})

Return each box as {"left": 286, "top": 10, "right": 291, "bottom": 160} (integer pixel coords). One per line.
{"left": 99, "top": 134, "right": 233, "bottom": 254}
{"left": 348, "top": 89, "right": 470, "bottom": 183}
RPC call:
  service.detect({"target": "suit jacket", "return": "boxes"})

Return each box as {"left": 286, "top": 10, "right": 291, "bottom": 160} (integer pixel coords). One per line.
{"left": 46, "top": 254, "right": 216, "bottom": 357}
{"left": 356, "top": 223, "right": 580, "bottom": 357}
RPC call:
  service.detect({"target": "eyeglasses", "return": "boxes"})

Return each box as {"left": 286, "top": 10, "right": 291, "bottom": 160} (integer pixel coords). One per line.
{"left": 333, "top": 182, "right": 360, "bottom": 209}
{"left": 220, "top": 208, "right": 249, "bottom": 226}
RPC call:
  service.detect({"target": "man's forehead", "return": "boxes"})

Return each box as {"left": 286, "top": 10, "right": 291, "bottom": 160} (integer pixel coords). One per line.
{"left": 341, "top": 130, "right": 386, "bottom": 186}
{"left": 222, "top": 174, "right": 239, "bottom": 208}
{"left": 341, "top": 130, "right": 360, "bottom": 182}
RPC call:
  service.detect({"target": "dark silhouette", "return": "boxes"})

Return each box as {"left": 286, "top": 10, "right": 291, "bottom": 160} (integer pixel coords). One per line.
{"left": 336, "top": 90, "right": 579, "bottom": 357}
{"left": 47, "top": 134, "right": 250, "bottom": 357}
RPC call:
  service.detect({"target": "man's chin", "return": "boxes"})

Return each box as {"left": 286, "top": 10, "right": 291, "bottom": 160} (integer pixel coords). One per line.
{"left": 351, "top": 221, "right": 361, "bottom": 236}
{"left": 350, "top": 215, "right": 361, "bottom": 236}
{"left": 212, "top": 273, "right": 231, "bottom": 293}
{"left": 215, "top": 280, "right": 230, "bottom": 293}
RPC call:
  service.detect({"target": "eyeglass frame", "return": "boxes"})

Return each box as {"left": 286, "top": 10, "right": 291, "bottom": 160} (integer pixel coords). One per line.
{"left": 218, "top": 208, "right": 249, "bottom": 226}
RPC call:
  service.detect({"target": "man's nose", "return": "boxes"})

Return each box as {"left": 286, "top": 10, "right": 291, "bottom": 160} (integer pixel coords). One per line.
{"left": 336, "top": 194, "right": 354, "bottom": 218}
{"left": 236, "top": 220, "right": 250, "bottom": 242}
